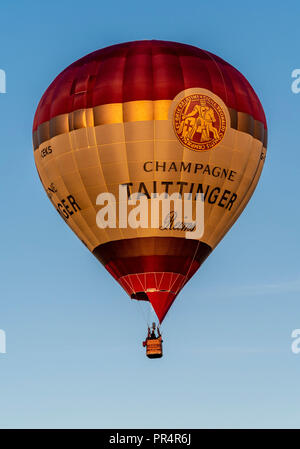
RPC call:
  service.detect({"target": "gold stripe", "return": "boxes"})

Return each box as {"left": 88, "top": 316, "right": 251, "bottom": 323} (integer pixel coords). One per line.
{"left": 33, "top": 100, "right": 266, "bottom": 150}
{"left": 228, "top": 108, "right": 266, "bottom": 146}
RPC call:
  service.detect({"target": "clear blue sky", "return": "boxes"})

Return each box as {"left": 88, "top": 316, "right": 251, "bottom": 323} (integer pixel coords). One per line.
{"left": 0, "top": 0, "right": 300, "bottom": 429}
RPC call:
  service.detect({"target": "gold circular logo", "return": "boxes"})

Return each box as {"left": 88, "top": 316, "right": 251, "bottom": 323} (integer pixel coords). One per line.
{"left": 173, "top": 93, "right": 226, "bottom": 151}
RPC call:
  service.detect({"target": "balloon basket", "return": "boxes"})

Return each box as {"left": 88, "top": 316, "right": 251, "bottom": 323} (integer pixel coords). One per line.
{"left": 146, "top": 338, "right": 163, "bottom": 359}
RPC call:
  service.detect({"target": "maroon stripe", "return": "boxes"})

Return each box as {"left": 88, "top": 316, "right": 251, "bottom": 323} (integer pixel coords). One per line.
{"left": 92, "top": 237, "right": 212, "bottom": 268}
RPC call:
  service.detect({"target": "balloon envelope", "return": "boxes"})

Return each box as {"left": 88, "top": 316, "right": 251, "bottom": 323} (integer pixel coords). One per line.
{"left": 33, "top": 40, "right": 267, "bottom": 322}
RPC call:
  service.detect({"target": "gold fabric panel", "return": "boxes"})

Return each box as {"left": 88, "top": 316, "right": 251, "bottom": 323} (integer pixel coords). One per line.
{"left": 33, "top": 100, "right": 266, "bottom": 150}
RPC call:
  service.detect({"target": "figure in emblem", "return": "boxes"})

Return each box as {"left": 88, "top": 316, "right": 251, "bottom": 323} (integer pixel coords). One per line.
{"left": 182, "top": 99, "right": 220, "bottom": 142}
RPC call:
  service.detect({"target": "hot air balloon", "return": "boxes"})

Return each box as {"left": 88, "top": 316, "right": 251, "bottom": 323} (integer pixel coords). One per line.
{"left": 33, "top": 41, "right": 267, "bottom": 356}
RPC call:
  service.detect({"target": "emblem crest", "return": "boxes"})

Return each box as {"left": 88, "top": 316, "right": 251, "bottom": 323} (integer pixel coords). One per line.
{"left": 173, "top": 93, "right": 226, "bottom": 151}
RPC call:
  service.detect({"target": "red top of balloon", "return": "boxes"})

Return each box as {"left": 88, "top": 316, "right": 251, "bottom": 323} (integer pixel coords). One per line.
{"left": 33, "top": 40, "right": 267, "bottom": 132}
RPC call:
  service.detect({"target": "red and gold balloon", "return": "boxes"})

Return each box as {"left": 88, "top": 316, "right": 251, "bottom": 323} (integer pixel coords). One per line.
{"left": 33, "top": 41, "right": 267, "bottom": 322}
